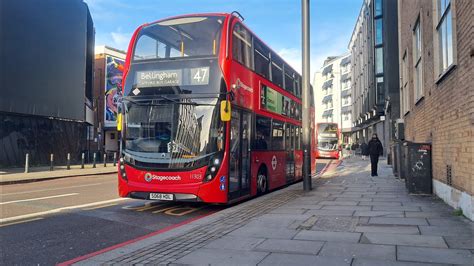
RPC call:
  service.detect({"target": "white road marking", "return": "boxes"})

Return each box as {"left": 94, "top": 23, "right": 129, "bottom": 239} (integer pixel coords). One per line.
{"left": 0, "top": 198, "right": 129, "bottom": 224}
{"left": 0, "top": 193, "right": 79, "bottom": 205}
{"left": 1, "top": 182, "right": 111, "bottom": 196}
{"left": 0, "top": 217, "right": 44, "bottom": 228}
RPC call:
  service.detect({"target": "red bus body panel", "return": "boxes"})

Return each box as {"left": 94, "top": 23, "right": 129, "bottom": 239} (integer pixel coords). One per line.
{"left": 119, "top": 13, "right": 316, "bottom": 204}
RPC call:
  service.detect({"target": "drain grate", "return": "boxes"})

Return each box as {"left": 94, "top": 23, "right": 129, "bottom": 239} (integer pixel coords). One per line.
{"left": 446, "top": 165, "right": 452, "bottom": 186}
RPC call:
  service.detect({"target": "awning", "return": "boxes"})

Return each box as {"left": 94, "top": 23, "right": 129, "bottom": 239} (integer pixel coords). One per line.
{"left": 322, "top": 79, "right": 333, "bottom": 89}
{"left": 322, "top": 109, "right": 333, "bottom": 117}
{"left": 341, "top": 89, "right": 351, "bottom": 97}
{"left": 322, "top": 64, "right": 333, "bottom": 76}
{"left": 322, "top": 94, "right": 332, "bottom": 103}
{"left": 341, "top": 105, "right": 352, "bottom": 113}
{"left": 340, "top": 56, "right": 351, "bottom": 66}
{"left": 340, "top": 73, "right": 350, "bottom": 81}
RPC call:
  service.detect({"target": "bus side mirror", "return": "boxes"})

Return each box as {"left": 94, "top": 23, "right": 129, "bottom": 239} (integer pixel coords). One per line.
{"left": 220, "top": 100, "right": 231, "bottom": 122}
{"left": 117, "top": 113, "right": 123, "bottom": 131}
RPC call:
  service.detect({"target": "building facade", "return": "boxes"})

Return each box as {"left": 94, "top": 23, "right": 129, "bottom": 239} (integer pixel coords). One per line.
{"left": 93, "top": 46, "right": 127, "bottom": 156}
{"left": 0, "top": 0, "right": 94, "bottom": 167}
{"left": 349, "top": 0, "right": 400, "bottom": 153}
{"left": 397, "top": 0, "right": 473, "bottom": 219}
{"left": 313, "top": 54, "right": 353, "bottom": 144}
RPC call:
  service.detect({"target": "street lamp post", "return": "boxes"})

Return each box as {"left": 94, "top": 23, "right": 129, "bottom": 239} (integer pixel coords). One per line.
{"left": 302, "top": 0, "right": 312, "bottom": 191}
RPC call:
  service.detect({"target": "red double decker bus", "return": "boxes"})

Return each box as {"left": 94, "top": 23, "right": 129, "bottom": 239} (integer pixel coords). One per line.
{"left": 117, "top": 13, "right": 316, "bottom": 203}
{"left": 315, "top": 122, "right": 340, "bottom": 159}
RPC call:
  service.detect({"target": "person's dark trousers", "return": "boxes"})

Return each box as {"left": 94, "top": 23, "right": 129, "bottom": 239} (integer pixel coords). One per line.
{"left": 370, "top": 154, "right": 379, "bottom": 176}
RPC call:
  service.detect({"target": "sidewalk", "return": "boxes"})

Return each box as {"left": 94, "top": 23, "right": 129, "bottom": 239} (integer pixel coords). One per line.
{"left": 73, "top": 158, "right": 473, "bottom": 265}
{"left": 0, "top": 164, "right": 117, "bottom": 185}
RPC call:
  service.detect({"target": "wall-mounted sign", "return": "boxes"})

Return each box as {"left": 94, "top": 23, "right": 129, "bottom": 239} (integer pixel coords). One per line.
{"left": 105, "top": 55, "right": 125, "bottom": 128}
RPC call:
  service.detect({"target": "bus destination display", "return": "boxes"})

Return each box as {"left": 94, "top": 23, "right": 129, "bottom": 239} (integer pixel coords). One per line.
{"left": 135, "top": 67, "right": 210, "bottom": 87}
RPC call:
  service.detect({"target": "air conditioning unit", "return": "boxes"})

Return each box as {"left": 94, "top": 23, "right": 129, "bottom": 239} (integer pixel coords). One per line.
{"left": 395, "top": 119, "right": 405, "bottom": 140}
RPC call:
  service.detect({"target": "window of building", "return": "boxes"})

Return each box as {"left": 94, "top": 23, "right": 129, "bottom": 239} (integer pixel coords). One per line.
{"left": 232, "top": 23, "right": 252, "bottom": 69}
{"left": 328, "top": 85, "right": 333, "bottom": 94}
{"left": 271, "top": 120, "right": 284, "bottom": 150}
{"left": 271, "top": 54, "right": 284, "bottom": 88}
{"left": 376, "top": 76, "right": 384, "bottom": 104}
{"left": 255, "top": 116, "right": 271, "bottom": 150}
{"left": 343, "top": 96, "right": 350, "bottom": 105}
{"left": 436, "top": 0, "right": 454, "bottom": 76}
{"left": 375, "top": 47, "right": 384, "bottom": 74}
{"left": 375, "top": 0, "right": 383, "bottom": 17}
{"left": 401, "top": 52, "right": 409, "bottom": 114}
{"left": 254, "top": 40, "right": 270, "bottom": 79}
{"left": 375, "top": 18, "right": 383, "bottom": 45}
{"left": 328, "top": 100, "right": 333, "bottom": 108}
{"left": 413, "top": 18, "right": 423, "bottom": 102}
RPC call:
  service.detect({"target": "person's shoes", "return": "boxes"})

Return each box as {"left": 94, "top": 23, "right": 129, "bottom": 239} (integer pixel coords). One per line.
{"left": 375, "top": 174, "right": 378, "bottom": 176}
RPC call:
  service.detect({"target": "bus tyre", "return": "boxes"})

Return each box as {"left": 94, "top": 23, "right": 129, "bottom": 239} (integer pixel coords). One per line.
{"left": 257, "top": 167, "right": 268, "bottom": 195}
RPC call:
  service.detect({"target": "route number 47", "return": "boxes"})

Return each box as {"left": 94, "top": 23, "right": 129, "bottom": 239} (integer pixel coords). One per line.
{"left": 191, "top": 67, "right": 209, "bottom": 85}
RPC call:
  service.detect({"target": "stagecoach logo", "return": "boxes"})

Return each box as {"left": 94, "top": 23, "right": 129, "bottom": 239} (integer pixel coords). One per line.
{"left": 235, "top": 78, "right": 253, "bottom": 92}
{"left": 271, "top": 155, "right": 277, "bottom": 170}
{"left": 144, "top": 173, "right": 182, "bottom": 182}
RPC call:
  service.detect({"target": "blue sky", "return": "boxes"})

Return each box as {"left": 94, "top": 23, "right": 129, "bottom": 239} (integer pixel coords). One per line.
{"left": 85, "top": 0, "right": 362, "bottom": 73}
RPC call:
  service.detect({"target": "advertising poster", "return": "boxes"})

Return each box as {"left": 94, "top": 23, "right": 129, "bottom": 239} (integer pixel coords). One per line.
{"left": 104, "top": 55, "right": 125, "bottom": 128}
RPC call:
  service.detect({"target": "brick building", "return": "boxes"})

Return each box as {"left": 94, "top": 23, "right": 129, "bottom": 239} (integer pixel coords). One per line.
{"left": 397, "top": 0, "right": 473, "bottom": 220}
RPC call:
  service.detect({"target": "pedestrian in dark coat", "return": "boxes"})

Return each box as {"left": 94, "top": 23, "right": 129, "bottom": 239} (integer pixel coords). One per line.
{"left": 367, "top": 133, "right": 383, "bottom": 176}
{"left": 360, "top": 141, "right": 369, "bottom": 160}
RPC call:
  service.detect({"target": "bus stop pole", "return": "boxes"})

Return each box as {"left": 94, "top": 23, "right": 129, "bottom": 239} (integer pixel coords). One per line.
{"left": 302, "top": 0, "right": 312, "bottom": 191}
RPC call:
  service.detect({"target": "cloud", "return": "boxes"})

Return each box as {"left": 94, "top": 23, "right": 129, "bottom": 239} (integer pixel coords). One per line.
{"left": 110, "top": 30, "right": 132, "bottom": 50}
{"left": 277, "top": 48, "right": 302, "bottom": 73}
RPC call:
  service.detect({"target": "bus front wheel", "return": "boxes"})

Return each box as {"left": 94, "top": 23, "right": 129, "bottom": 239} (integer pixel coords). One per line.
{"left": 257, "top": 167, "right": 268, "bottom": 195}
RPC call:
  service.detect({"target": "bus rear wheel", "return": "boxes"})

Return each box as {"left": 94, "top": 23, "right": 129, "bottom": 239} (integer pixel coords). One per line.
{"left": 257, "top": 168, "right": 268, "bottom": 195}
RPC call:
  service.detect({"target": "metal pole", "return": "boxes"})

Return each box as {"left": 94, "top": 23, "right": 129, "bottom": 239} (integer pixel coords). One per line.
{"left": 302, "top": 0, "right": 312, "bottom": 191}
{"left": 50, "top": 154, "right": 54, "bottom": 171}
{"left": 81, "top": 153, "right": 85, "bottom": 169}
{"left": 67, "top": 153, "right": 71, "bottom": 170}
{"left": 113, "top": 152, "right": 117, "bottom": 166}
{"left": 103, "top": 153, "right": 107, "bottom": 167}
{"left": 25, "top": 153, "right": 29, "bottom": 173}
{"left": 93, "top": 152, "right": 96, "bottom": 168}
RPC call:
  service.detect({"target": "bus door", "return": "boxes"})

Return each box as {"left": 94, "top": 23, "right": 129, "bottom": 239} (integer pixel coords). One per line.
{"left": 285, "top": 124, "right": 295, "bottom": 183}
{"left": 228, "top": 109, "right": 251, "bottom": 200}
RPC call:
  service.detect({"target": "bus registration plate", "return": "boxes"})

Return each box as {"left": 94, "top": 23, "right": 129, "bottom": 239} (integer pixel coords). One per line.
{"left": 150, "top": 193, "right": 174, "bottom": 201}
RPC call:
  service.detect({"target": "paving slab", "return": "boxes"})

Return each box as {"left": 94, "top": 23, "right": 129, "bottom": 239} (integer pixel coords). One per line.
{"left": 318, "top": 200, "right": 359, "bottom": 206}
{"left": 358, "top": 201, "right": 402, "bottom": 206}
{"left": 322, "top": 205, "right": 372, "bottom": 211}
{"left": 335, "top": 197, "right": 373, "bottom": 202}
{"left": 173, "top": 248, "right": 269, "bottom": 265}
{"left": 397, "top": 246, "right": 473, "bottom": 265}
{"left": 427, "top": 218, "right": 471, "bottom": 226}
{"left": 404, "top": 211, "right": 453, "bottom": 218}
{"left": 372, "top": 206, "right": 421, "bottom": 212}
{"left": 204, "top": 236, "right": 266, "bottom": 251}
{"left": 361, "top": 233, "right": 448, "bottom": 248}
{"left": 228, "top": 225, "right": 298, "bottom": 239}
{"left": 443, "top": 236, "right": 474, "bottom": 250}
{"left": 306, "top": 209, "right": 355, "bottom": 217}
{"left": 353, "top": 211, "right": 404, "bottom": 217}
{"left": 318, "top": 242, "right": 396, "bottom": 261}
{"left": 254, "top": 239, "right": 324, "bottom": 254}
{"left": 355, "top": 225, "right": 420, "bottom": 234}
{"left": 352, "top": 258, "right": 451, "bottom": 266}
{"left": 268, "top": 208, "right": 307, "bottom": 214}
{"left": 418, "top": 225, "right": 470, "bottom": 237}
{"left": 369, "top": 217, "right": 428, "bottom": 226}
{"left": 294, "top": 230, "right": 361, "bottom": 243}
{"left": 258, "top": 253, "right": 351, "bottom": 266}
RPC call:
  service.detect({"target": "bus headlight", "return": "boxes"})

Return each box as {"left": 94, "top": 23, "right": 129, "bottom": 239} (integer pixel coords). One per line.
{"left": 203, "top": 152, "right": 223, "bottom": 183}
